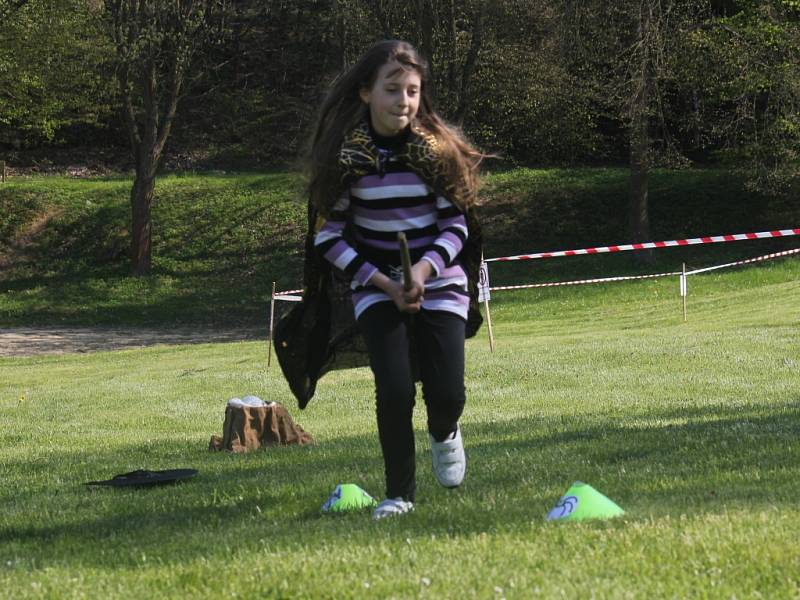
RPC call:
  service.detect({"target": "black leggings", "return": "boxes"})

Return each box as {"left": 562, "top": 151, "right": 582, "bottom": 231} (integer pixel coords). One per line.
{"left": 358, "top": 302, "right": 466, "bottom": 502}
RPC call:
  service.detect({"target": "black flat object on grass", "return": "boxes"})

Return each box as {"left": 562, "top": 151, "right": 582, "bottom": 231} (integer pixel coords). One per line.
{"left": 85, "top": 469, "right": 198, "bottom": 487}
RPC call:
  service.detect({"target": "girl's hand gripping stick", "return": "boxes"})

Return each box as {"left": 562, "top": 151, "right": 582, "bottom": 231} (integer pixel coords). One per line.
{"left": 397, "top": 232, "right": 413, "bottom": 291}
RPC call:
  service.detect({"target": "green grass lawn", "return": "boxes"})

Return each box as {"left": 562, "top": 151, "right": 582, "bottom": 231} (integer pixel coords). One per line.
{"left": 1, "top": 259, "right": 798, "bottom": 598}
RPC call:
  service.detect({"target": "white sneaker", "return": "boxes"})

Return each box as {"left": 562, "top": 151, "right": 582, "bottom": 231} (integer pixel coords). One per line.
{"left": 429, "top": 426, "right": 466, "bottom": 488}
{"left": 372, "top": 497, "right": 414, "bottom": 520}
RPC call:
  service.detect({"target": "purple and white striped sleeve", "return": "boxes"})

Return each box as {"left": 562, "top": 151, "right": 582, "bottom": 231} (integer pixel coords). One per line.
{"left": 421, "top": 195, "right": 468, "bottom": 277}
{"left": 314, "top": 191, "right": 378, "bottom": 286}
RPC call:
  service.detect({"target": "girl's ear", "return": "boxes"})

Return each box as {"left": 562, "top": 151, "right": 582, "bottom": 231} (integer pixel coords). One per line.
{"left": 359, "top": 87, "right": 371, "bottom": 105}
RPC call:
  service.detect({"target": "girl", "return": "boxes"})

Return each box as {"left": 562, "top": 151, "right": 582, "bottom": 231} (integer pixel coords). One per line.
{"left": 306, "top": 40, "right": 485, "bottom": 519}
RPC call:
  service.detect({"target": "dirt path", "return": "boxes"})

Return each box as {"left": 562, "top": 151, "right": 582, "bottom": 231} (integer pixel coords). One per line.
{"left": 0, "top": 327, "right": 265, "bottom": 357}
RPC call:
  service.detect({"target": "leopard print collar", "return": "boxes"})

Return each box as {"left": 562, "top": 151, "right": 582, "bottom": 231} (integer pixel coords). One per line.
{"left": 338, "top": 120, "right": 460, "bottom": 207}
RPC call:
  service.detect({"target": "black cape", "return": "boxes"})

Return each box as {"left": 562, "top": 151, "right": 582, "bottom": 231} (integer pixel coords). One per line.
{"left": 274, "top": 122, "right": 483, "bottom": 409}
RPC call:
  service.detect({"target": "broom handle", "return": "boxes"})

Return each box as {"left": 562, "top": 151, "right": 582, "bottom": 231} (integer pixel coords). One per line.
{"left": 397, "top": 232, "right": 413, "bottom": 291}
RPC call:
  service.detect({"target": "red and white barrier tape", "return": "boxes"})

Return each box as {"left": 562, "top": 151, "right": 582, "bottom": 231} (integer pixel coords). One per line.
{"left": 685, "top": 247, "right": 800, "bottom": 276}
{"left": 490, "top": 271, "right": 680, "bottom": 292}
{"left": 485, "top": 228, "right": 800, "bottom": 263}
{"left": 271, "top": 245, "right": 800, "bottom": 300}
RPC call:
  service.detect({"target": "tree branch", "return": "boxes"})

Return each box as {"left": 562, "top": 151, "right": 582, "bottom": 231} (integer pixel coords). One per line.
{"left": 0, "top": 0, "right": 31, "bottom": 27}
{"left": 366, "top": 0, "right": 392, "bottom": 38}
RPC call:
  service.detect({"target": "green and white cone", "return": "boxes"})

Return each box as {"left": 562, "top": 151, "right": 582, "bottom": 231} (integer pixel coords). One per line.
{"left": 321, "top": 484, "right": 377, "bottom": 514}
{"left": 547, "top": 481, "right": 625, "bottom": 521}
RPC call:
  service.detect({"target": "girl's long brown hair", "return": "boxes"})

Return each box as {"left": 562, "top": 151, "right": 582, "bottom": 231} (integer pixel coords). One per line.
{"left": 305, "top": 40, "right": 485, "bottom": 216}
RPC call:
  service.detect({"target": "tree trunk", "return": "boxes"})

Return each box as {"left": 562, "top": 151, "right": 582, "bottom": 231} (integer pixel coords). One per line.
{"left": 130, "top": 161, "right": 156, "bottom": 276}
{"left": 629, "top": 113, "right": 652, "bottom": 260}
{"left": 454, "top": 2, "right": 485, "bottom": 125}
{"left": 415, "top": 0, "right": 436, "bottom": 99}
{"left": 447, "top": 0, "right": 457, "bottom": 94}
{"left": 629, "top": 0, "right": 653, "bottom": 264}
{"left": 368, "top": 0, "right": 393, "bottom": 38}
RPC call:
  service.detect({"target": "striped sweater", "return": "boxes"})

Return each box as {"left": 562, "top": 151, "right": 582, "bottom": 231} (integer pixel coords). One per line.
{"left": 314, "top": 143, "right": 470, "bottom": 320}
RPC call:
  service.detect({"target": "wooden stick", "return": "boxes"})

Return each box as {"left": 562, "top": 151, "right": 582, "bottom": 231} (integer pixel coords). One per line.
{"left": 681, "top": 262, "right": 687, "bottom": 323}
{"left": 484, "top": 297, "right": 495, "bottom": 352}
{"left": 1, "top": 161, "right": 5, "bottom": 183}
{"left": 268, "top": 281, "right": 276, "bottom": 367}
{"left": 480, "top": 254, "right": 495, "bottom": 351}
{"left": 397, "top": 232, "right": 413, "bottom": 291}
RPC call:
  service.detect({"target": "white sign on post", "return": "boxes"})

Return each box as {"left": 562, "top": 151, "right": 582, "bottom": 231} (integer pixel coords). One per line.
{"left": 478, "top": 260, "right": 490, "bottom": 302}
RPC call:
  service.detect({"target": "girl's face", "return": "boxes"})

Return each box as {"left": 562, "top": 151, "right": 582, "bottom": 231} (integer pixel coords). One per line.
{"left": 360, "top": 60, "right": 422, "bottom": 137}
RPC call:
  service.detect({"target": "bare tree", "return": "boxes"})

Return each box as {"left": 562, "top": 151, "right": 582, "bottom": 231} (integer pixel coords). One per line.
{"left": 564, "top": 0, "right": 698, "bottom": 260}
{"left": 105, "top": 0, "right": 213, "bottom": 275}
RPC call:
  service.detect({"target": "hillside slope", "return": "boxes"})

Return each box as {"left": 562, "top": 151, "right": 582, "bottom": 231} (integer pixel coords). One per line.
{"left": 0, "top": 168, "right": 797, "bottom": 326}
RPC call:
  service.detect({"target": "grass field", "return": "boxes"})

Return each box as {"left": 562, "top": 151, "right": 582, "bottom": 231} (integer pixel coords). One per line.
{"left": 2, "top": 258, "right": 798, "bottom": 598}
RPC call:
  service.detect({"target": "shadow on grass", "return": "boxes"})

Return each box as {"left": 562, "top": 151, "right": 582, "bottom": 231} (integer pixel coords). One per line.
{"left": 2, "top": 399, "right": 798, "bottom": 568}
{"left": 467, "top": 400, "right": 800, "bottom": 491}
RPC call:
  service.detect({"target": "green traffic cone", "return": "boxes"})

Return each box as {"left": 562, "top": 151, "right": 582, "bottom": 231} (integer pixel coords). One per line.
{"left": 547, "top": 481, "right": 625, "bottom": 521}
{"left": 321, "top": 483, "right": 377, "bottom": 513}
